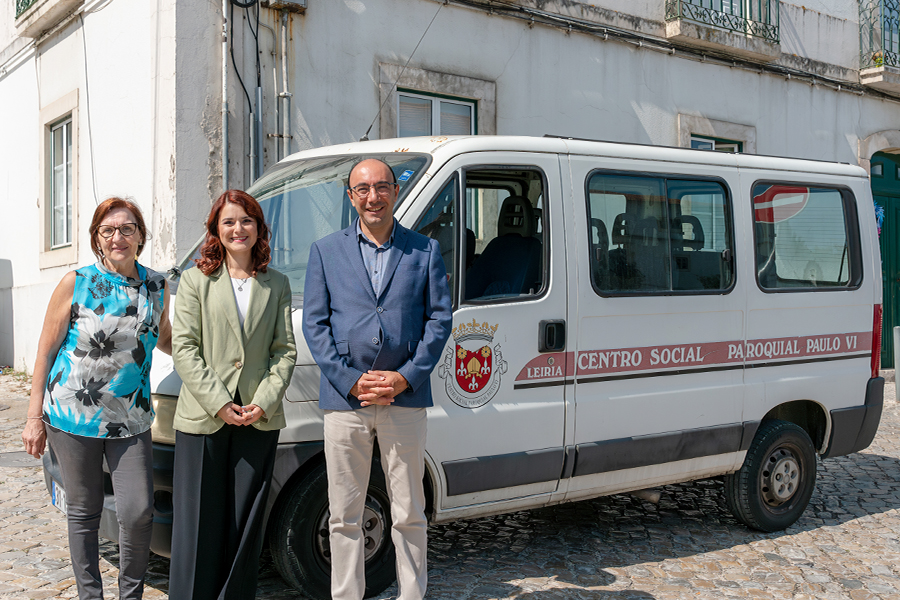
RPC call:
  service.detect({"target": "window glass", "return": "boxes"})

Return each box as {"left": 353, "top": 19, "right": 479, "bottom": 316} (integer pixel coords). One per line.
{"left": 415, "top": 178, "right": 458, "bottom": 292}
{"left": 587, "top": 172, "right": 734, "bottom": 294}
{"left": 464, "top": 168, "right": 546, "bottom": 301}
{"left": 399, "top": 95, "right": 432, "bottom": 137}
{"left": 753, "top": 184, "right": 857, "bottom": 289}
{"left": 691, "top": 135, "right": 742, "bottom": 153}
{"left": 50, "top": 118, "right": 72, "bottom": 248}
{"left": 230, "top": 154, "right": 430, "bottom": 294}
{"left": 668, "top": 181, "right": 734, "bottom": 290}
{"left": 398, "top": 91, "right": 475, "bottom": 137}
{"left": 440, "top": 101, "right": 472, "bottom": 135}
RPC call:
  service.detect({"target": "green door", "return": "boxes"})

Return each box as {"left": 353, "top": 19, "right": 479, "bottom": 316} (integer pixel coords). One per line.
{"left": 870, "top": 152, "right": 900, "bottom": 368}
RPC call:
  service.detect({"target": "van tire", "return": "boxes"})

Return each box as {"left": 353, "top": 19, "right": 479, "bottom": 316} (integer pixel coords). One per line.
{"left": 724, "top": 419, "right": 817, "bottom": 532}
{"left": 268, "top": 461, "right": 397, "bottom": 600}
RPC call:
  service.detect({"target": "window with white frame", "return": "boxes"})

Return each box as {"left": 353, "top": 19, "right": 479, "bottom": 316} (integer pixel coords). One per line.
{"left": 691, "top": 135, "right": 742, "bottom": 153}
{"left": 398, "top": 91, "right": 475, "bottom": 137}
{"left": 39, "top": 90, "right": 79, "bottom": 269}
{"left": 50, "top": 116, "right": 73, "bottom": 248}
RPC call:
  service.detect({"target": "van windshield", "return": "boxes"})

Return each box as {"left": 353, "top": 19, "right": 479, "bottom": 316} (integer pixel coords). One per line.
{"left": 180, "top": 153, "right": 430, "bottom": 298}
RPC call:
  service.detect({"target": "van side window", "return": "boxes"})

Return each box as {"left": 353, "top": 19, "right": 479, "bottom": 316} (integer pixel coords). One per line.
{"left": 415, "top": 178, "right": 458, "bottom": 294}
{"left": 463, "top": 168, "right": 547, "bottom": 301}
{"left": 753, "top": 184, "right": 861, "bottom": 290}
{"left": 587, "top": 172, "right": 734, "bottom": 294}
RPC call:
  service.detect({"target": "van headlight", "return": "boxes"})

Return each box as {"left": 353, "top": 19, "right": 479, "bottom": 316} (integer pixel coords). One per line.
{"left": 151, "top": 394, "right": 177, "bottom": 445}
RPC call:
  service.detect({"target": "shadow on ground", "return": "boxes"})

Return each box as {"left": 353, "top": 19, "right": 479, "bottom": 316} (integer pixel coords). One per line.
{"left": 98, "top": 449, "right": 900, "bottom": 599}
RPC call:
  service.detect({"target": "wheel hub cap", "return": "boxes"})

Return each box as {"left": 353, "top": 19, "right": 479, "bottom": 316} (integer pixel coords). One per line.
{"left": 761, "top": 447, "right": 800, "bottom": 506}
{"left": 316, "top": 495, "right": 387, "bottom": 564}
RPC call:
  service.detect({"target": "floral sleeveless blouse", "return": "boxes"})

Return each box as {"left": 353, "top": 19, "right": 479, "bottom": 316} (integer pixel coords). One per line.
{"left": 43, "top": 262, "right": 166, "bottom": 438}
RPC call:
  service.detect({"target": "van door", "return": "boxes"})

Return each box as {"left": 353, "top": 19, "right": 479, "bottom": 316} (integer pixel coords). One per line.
{"left": 559, "top": 156, "right": 746, "bottom": 501}
{"left": 741, "top": 171, "right": 872, "bottom": 440}
{"left": 405, "top": 153, "right": 569, "bottom": 511}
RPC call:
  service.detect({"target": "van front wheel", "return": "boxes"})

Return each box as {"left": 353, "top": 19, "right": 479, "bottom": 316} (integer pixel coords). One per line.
{"left": 724, "top": 419, "right": 817, "bottom": 532}
{"left": 268, "top": 461, "right": 397, "bottom": 600}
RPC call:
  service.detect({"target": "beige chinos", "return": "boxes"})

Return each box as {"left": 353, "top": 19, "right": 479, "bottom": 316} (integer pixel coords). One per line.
{"left": 324, "top": 405, "right": 428, "bottom": 600}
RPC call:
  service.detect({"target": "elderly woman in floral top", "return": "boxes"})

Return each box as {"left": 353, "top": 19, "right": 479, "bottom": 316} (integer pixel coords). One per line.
{"left": 21, "top": 197, "right": 171, "bottom": 600}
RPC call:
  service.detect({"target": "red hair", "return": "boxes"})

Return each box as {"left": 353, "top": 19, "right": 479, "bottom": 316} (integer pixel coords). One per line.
{"left": 195, "top": 189, "right": 271, "bottom": 276}
{"left": 89, "top": 197, "right": 148, "bottom": 260}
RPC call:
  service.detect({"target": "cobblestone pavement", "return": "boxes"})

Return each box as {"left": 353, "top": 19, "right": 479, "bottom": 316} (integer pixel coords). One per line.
{"left": 2, "top": 369, "right": 900, "bottom": 599}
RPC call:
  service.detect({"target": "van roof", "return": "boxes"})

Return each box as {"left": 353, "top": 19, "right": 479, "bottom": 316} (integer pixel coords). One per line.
{"left": 282, "top": 135, "right": 868, "bottom": 178}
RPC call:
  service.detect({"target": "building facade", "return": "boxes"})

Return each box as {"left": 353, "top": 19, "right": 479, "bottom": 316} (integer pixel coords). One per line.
{"left": 2, "top": 0, "right": 900, "bottom": 371}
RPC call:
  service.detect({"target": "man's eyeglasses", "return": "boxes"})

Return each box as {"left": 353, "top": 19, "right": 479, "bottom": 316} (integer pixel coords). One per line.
{"left": 350, "top": 182, "right": 397, "bottom": 198}
{"left": 98, "top": 223, "right": 138, "bottom": 238}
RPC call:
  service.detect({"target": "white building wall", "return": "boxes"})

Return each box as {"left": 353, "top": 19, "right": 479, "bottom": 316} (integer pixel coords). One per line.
{"left": 0, "top": 0, "right": 165, "bottom": 371}
{"left": 2, "top": 0, "right": 899, "bottom": 372}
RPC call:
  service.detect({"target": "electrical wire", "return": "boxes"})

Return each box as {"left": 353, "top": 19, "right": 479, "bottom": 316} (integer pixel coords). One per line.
{"left": 78, "top": 13, "right": 100, "bottom": 205}
{"left": 247, "top": 1, "right": 262, "bottom": 87}
{"left": 229, "top": 0, "right": 253, "bottom": 108}
{"left": 359, "top": 1, "right": 446, "bottom": 141}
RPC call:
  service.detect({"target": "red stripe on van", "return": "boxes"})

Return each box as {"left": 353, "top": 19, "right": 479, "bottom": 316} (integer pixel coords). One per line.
{"left": 513, "top": 331, "right": 874, "bottom": 383}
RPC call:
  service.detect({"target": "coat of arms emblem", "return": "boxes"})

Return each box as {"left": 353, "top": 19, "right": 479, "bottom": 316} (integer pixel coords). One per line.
{"left": 438, "top": 319, "right": 507, "bottom": 408}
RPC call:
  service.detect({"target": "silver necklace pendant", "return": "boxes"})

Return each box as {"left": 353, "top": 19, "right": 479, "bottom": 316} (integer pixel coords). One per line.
{"left": 236, "top": 277, "right": 249, "bottom": 291}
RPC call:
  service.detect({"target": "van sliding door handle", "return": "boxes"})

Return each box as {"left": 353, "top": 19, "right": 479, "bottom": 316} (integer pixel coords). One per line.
{"left": 539, "top": 320, "right": 566, "bottom": 353}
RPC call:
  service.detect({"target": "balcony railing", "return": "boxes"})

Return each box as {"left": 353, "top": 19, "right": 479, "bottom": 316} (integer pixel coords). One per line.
{"left": 15, "top": 0, "right": 38, "bottom": 18}
{"left": 861, "top": 0, "right": 900, "bottom": 69}
{"left": 666, "top": 0, "right": 780, "bottom": 44}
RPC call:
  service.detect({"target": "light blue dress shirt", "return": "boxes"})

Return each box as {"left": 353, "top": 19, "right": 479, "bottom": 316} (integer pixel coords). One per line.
{"left": 356, "top": 219, "right": 396, "bottom": 297}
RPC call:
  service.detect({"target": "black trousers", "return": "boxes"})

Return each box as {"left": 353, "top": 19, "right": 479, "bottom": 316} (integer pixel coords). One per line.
{"left": 169, "top": 424, "right": 279, "bottom": 600}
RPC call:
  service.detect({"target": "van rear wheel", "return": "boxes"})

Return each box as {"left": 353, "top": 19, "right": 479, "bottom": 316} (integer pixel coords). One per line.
{"left": 268, "top": 461, "right": 397, "bottom": 600}
{"left": 724, "top": 419, "right": 817, "bottom": 532}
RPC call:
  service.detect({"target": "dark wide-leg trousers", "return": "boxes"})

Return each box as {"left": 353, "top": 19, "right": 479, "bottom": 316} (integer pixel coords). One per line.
{"left": 46, "top": 426, "right": 154, "bottom": 600}
{"left": 168, "top": 425, "right": 278, "bottom": 600}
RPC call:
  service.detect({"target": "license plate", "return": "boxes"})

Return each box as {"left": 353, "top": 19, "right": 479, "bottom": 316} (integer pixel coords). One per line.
{"left": 51, "top": 480, "right": 67, "bottom": 515}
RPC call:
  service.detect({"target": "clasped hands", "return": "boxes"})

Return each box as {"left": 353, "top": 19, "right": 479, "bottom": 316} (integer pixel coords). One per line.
{"left": 351, "top": 370, "right": 408, "bottom": 407}
{"left": 216, "top": 403, "right": 265, "bottom": 426}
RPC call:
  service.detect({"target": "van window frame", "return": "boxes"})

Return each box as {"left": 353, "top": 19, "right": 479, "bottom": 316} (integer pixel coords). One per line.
{"left": 584, "top": 168, "right": 738, "bottom": 298}
{"left": 460, "top": 164, "right": 552, "bottom": 306}
{"left": 750, "top": 180, "right": 863, "bottom": 294}
{"left": 411, "top": 173, "right": 463, "bottom": 311}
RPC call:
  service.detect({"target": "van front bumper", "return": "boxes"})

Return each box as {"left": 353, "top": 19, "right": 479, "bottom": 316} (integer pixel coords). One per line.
{"left": 822, "top": 376, "right": 884, "bottom": 458}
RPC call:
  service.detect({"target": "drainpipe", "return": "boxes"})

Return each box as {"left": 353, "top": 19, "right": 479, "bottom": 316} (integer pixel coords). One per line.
{"left": 221, "top": 0, "right": 229, "bottom": 191}
{"left": 279, "top": 10, "right": 292, "bottom": 160}
{"left": 255, "top": 86, "right": 264, "bottom": 179}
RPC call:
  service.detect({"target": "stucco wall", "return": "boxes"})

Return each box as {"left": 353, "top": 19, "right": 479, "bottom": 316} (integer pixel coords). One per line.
{"left": 1, "top": 0, "right": 898, "bottom": 372}
{"left": 0, "top": 0, "right": 158, "bottom": 371}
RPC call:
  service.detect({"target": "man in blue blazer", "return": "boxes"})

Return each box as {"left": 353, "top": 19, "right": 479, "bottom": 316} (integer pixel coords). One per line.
{"left": 303, "top": 158, "right": 452, "bottom": 600}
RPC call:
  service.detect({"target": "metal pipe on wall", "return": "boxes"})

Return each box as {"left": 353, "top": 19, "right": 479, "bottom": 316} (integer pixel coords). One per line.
{"left": 255, "top": 86, "right": 264, "bottom": 178}
{"left": 221, "top": 0, "right": 229, "bottom": 191}
{"left": 279, "top": 10, "right": 291, "bottom": 160}
{"left": 249, "top": 112, "right": 257, "bottom": 181}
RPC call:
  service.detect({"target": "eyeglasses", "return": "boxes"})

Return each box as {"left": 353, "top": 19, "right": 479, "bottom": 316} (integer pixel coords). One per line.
{"left": 98, "top": 223, "right": 138, "bottom": 238}
{"left": 350, "top": 181, "right": 397, "bottom": 198}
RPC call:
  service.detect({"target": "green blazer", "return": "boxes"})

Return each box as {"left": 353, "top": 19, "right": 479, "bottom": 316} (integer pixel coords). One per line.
{"left": 172, "top": 264, "right": 297, "bottom": 434}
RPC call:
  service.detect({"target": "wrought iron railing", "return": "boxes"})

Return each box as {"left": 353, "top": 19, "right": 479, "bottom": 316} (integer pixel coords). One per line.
{"left": 15, "top": 0, "right": 38, "bottom": 18}
{"left": 666, "top": 0, "right": 780, "bottom": 44}
{"left": 861, "top": 0, "right": 900, "bottom": 69}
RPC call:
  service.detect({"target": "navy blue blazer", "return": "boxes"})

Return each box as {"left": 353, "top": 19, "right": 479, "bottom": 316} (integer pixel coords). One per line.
{"left": 302, "top": 219, "right": 453, "bottom": 410}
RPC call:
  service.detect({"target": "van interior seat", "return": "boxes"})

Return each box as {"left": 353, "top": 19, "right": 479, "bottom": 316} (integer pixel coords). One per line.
{"left": 631, "top": 216, "right": 668, "bottom": 290}
{"left": 676, "top": 215, "right": 705, "bottom": 250}
{"left": 608, "top": 212, "right": 637, "bottom": 290}
{"left": 671, "top": 215, "right": 726, "bottom": 290}
{"left": 465, "top": 195, "right": 542, "bottom": 299}
{"left": 591, "top": 217, "right": 609, "bottom": 288}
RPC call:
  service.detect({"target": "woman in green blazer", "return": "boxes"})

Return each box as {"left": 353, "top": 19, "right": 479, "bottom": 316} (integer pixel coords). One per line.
{"left": 169, "top": 189, "right": 296, "bottom": 600}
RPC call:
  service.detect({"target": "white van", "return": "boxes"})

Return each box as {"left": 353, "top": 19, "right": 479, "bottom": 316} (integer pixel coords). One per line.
{"left": 43, "top": 136, "right": 885, "bottom": 598}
